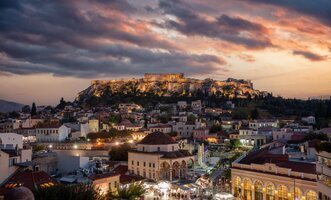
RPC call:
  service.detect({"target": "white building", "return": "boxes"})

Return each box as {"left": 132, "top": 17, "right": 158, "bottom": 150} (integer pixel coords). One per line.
{"left": 149, "top": 124, "right": 172, "bottom": 134}
{"left": 0, "top": 133, "right": 23, "bottom": 149}
{"left": 191, "top": 100, "right": 202, "bottom": 113}
{"left": 177, "top": 101, "right": 187, "bottom": 109}
{"left": 249, "top": 120, "right": 278, "bottom": 130}
{"left": 302, "top": 116, "right": 316, "bottom": 125}
{"left": 172, "top": 121, "right": 204, "bottom": 139}
{"left": 128, "top": 132, "right": 194, "bottom": 181}
{"left": 0, "top": 133, "right": 32, "bottom": 184}
{"left": 36, "top": 124, "right": 70, "bottom": 142}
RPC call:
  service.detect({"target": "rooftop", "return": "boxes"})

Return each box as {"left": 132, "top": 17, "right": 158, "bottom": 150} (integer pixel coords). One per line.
{"left": 138, "top": 131, "right": 176, "bottom": 145}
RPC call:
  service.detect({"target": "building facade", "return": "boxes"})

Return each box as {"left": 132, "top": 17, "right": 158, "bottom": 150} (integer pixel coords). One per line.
{"left": 128, "top": 132, "right": 194, "bottom": 181}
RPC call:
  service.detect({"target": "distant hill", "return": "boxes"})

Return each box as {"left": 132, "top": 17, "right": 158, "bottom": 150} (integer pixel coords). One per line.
{"left": 0, "top": 99, "right": 25, "bottom": 113}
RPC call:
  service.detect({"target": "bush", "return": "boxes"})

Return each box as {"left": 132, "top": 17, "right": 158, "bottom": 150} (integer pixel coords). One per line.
{"left": 34, "top": 184, "right": 102, "bottom": 200}
{"left": 315, "top": 142, "right": 331, "bottom": 153}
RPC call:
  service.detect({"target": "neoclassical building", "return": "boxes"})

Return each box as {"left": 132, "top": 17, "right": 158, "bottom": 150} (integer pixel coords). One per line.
{"left": 231, "top": 146, "right": 318, "bottom": 200}
{"left": 128, "top": 132, "right": 194, "bottom": 181}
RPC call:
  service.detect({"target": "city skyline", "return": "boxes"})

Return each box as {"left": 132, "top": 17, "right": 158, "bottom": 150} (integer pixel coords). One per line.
{"left": 1, "top": 0, "right": 331, "bottom": 105}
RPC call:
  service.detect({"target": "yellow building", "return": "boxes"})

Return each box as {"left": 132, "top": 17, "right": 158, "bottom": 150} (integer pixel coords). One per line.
{"left": 88, "top": 173, "right": 120, "bottom": 195}
{"left": 128, "top": 132, "right": 194, "bottom": 181}
{"left": 231, "top": 147, "right": 318, "bottom": 200}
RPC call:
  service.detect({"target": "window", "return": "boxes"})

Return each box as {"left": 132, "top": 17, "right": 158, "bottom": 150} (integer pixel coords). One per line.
{"left": 157, "top": 147, "right": 160, "bottom": 151}
{"left": 266, "top": 184, "right": 275, "bottom": 200}
{"left": 137, "top": 161, "right": 139, "bottom": 166}
{"left": 278, "top": 185, "right": 288, "bottom": 200}
{"left": 114, "top": 181, "right": 117, "bottom": 188}
{"left": 142, "top": 147, "right": 145, "bottom": 151}
{"left": 172, "top": 146, "right": 174, "bottom": 151}
{"left": 132, "top": 160, "right": 134, "bottom": 165}
{"left": 306, "top": 190, "right": 317, "bottom": 200}
{"left": 149, "top": 163, "right": 151, "bottom": 167}
{"left": 144, "top": 162, "right": 146, "bottom": 167}
{"left": 153, "top": 163, "right": 155, "bottom": 168}
{"left": 254, "top": 181, "right": 263, "bottom": 200}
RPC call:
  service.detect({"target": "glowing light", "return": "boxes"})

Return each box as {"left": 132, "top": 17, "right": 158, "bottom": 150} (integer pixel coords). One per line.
{"left": 97, "top": 142, "right": 101, "bottom": 146}
{"left": 128, "top": 140, "right": 133, "bottom": 143}
{"left": 73, "top": 144, "right": 78, "bottom": 149}
{"left": 115, "top": 142, "right": 119, "bottom": 145}
{"left": 49, "top": 144, "right": 53, "bottom": 148}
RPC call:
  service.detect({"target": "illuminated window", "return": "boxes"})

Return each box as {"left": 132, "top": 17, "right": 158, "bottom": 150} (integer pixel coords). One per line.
{"left": 233, "top": 176, "right": 241, "bottom": 196}
{"left": 254, "top": 181, "right": 263, "bottom": 200}
{"left": 278, "top": 185, "right": 288, "bottom": 200}
{"left": 266, "top": 184, "right": 275, "bottom": 200}
{"left": 306, "top": 190, "right": 317, "bottom": 200}
{"left": 293, "top": 187, "right": 302, "bottom": 200}
{"left": 243, "top": 179, "right": 252, "bottom": 200}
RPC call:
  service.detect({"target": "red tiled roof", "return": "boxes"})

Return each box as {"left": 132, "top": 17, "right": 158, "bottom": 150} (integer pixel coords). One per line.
{"left": 238, "top": 148, "right": 316, "bottom": 174}
{"left": 120, "top": 175, "right": 145, "bottom": 184}
{"left": 113, "top": 165, "right": 128, "bottom": 175}
{"left": 88, "top": 173, "right": 119, "bottom": 181}
{"left": 0, "top": 170, "right": 58, "bottom": 195}
{"left": 139, "top": 132, "right": 176, "bottom": 145}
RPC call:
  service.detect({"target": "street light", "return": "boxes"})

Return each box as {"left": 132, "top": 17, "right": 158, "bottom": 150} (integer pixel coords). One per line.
{"left": 49, "top": 144, "right": 53, "bottom": 148}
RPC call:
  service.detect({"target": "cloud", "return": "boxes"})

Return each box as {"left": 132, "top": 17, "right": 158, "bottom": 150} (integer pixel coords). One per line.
{"left": 242, "top": 0, "right": 331, "bottom": 27}
{"left": 237, "top": 54, "right": 255, "bottom": 62}
{"left": 158, "top": 0, "right": 273, "bottom": 49}
{"left": 292, "top": 50, "right": 327, "bottom": 61}
{"left": 0, "top": 0, "right": 227, "bottom": 78}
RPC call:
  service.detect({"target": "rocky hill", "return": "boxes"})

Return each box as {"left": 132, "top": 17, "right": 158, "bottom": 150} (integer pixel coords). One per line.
{"left": 76, "top": 73, "right": 268, "bottom": 106}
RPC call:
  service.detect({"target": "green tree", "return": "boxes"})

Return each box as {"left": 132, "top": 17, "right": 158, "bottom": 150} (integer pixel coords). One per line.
{"left": 107, "top": 182, "right": 146, "bottom": 200}
{"left": 250, "top": 108, "right": 259, "bottom": 120}
{"left": 33, "top": 144, "right": 46, "bottom": 153}
{"left": 229, "top": 139, "right": 241, "bottom": 149}
{"left": 210, "top": 124, "right": 222, "bottom": 133}
{"left": 31, "top": 102, "right": 37, "bottom": 116}
{"left": 187, "top": 114, "right": 197, "bottom": 123}
{"left": 34, "top": 184, "right": 101, "bottom": 200}
{"left": 109, "top": 143, "right": 132, "bottom": 161}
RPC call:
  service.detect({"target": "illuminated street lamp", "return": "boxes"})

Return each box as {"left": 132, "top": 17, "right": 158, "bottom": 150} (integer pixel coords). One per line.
{"left": 49, "top": 144, "right": 53, "bottom": 148}
{"left": 73, "top": 144, "right": 78, "bottom": 149}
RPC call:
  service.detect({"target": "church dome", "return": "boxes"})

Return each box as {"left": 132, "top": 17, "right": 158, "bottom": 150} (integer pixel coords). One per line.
{"left": 139, "top": 132, "right": 176, "bottom": 145}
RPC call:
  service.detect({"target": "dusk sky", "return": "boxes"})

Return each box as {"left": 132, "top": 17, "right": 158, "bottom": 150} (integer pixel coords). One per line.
{"left": 0, "top": 0, "right": 330, "bottom": 105}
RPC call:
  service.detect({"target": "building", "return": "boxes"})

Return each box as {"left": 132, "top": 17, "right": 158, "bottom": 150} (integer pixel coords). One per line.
{"left": 0, "top": 170, "right": 58, "bottom": 198}
{"left": 302, "top": 116, "right": 316, "bottom": 125}
{"left": 249, "top": 120, "right": 278, "bottom": 130}
{"left": 149, "top": 124, "right": 172, "bottom": 134}
{"left": 231, "top": 146, "right": 318, "bottom": 200}
{"left": 316, "top": 145, "right": 331, "bottom": 200}
{"left": 0, "top": 133, "right": 32, "bottom": 184}
{"left": 191, "top": 100, "right": 202, "bottom": 114}
{"left": 13, "top": 128, "right": 36, "bottom": 143}
{"left": 36, "top": 124, "right": 70, "bottom": 142}
{"left": 128, "top": 132, "right": 194, "bottom": 181}
{"left": 0, "top": 121, "right": 13, "bottom": 133}
{"left": 172, "top": 121, "right": 203, "bottom": 139}
{"left": 177, "top": 101, "right": 187, "bottom": 109}
{"left": 193, "top": 128, "right": 210, "bottom": 141}
{"left": 88, "top": 119, "right": 99, "bottom": 133}
{"left": 88, "top": 173, "right": 120, "bottom": 195}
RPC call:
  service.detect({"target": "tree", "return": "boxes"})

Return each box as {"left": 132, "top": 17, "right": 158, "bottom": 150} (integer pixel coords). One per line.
{"left": 229, "top": 139, "right": 241, "bottom": 149}
{"left": 109, "top": 143, "right": 132, "bottom": 161}
{"left": 34, "top": 184, "right": 102, "bottom": 200}
{"left": 187, "top": 114, "right": 197, "bottom": 123}
{"left": 22, "top": 105, "right": 31, "bottom": 113}
{"left": 210, "top": 124, "right": 222, "bottom": 133}
{"left": 107, "top": 182, "right": 146, "bottom": 200}
{"left": 56, "top": 97, "right": 66, "bottom": 109}
{"left": 33, "top": 144, "right": 46, "bottom": 153}
{"left": 250, "top": 108, "right": 259, "bottom": 120}
{"left": 303, "top": 132, "right": 328, "bottom": 141}
{"left": 31, "top": 102, "right": 37, "bottom": 116}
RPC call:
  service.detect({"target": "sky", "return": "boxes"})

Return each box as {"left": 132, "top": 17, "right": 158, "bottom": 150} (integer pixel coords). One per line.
{"left": 0, "top": 0, "right": 331, "bottom": 106}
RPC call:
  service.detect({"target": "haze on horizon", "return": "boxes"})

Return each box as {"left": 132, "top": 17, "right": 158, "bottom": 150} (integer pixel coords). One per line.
{"left": 0, "top": 0, "right": 330, "bottom": 106}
